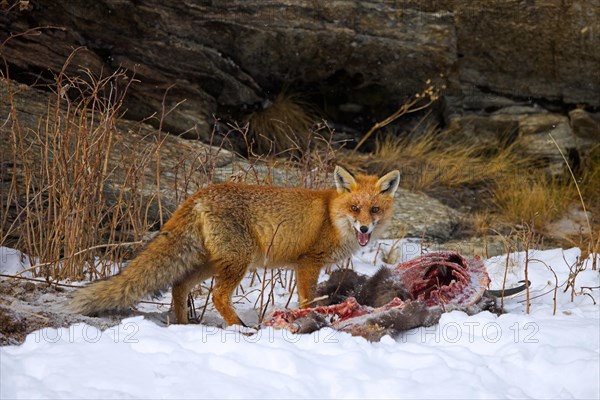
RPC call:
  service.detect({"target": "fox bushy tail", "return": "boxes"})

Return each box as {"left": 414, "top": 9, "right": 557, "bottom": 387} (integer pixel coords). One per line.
{"left": 71, "top": 233, "right": 200, "bottom": 316}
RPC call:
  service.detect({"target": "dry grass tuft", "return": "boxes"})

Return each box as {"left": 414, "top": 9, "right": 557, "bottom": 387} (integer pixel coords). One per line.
{"left": 245, "top": 92, "right": 318, "bottom": 156}
{"left": 0, "top": 65, "right": 156, "bottom": 280}
{"left": 343, "top": 127, "right": 530, "bottom": 191}
{"left": 471, "top": 211, "right": 496, "bottom": 237}
{"left": 493, "top": 172, "right": 577, "bottom": 233}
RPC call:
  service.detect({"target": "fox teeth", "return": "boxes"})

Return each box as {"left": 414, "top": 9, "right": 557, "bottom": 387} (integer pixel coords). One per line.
{"left": 356, "top": 231, "right": 371, "bottom": 247}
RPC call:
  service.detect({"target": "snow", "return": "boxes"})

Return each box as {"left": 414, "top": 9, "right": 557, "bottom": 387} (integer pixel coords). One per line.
{"left": 1, "top": 240, "right": 599, "bottom": 399}
{"left": 0, "top": 247, "right": 34, "bottom": 276}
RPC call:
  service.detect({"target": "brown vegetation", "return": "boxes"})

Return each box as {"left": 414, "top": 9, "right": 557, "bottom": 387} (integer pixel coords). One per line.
{"left": 0, "top": 66, "right": 159, "bottom": 280}
{"left": 244, "top": 92, "right": 318, "bottom": 156}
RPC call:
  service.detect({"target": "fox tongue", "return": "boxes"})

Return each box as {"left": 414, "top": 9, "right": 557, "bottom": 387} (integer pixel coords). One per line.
{"left": 357, "top": 232, "right": 370, "bottom": 246}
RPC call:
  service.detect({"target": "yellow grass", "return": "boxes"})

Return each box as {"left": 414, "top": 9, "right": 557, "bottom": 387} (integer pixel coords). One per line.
{"left": 245, "top": 93, "right": 317, "bottom": 155}
{"left": 343, "top": 128, "right": 530, "bottom": 191}
{"left": 493, "top": 172, "right": 577, "bottom": 233}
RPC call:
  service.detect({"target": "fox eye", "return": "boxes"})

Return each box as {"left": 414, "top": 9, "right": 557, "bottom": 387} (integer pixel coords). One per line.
{"left": 371, "top": 206, "right": 380, "bottom": 214}
{"left": 351, "top": 205, "right": 360, "bottom": 212}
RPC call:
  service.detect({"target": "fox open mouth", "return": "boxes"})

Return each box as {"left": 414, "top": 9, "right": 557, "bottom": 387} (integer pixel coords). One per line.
{"left": 355, "top": 229, "right": 371, "bottom": 246}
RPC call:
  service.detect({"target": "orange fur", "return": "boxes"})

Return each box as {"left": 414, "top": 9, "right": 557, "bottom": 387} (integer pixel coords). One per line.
{"left": 71, "top": 166, "right": 400, "bottom": 326}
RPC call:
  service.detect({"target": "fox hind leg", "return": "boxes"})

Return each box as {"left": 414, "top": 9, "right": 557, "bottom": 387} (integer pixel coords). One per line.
{"left": 212, "top": 257, "right": 250, "bottom": 327}
{"left": 172, "top": 267, "right": 212, "bottom": 324}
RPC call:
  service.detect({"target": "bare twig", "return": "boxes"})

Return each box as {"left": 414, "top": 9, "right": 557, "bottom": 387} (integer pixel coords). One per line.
{"left": 0, "top": 273, "right": 79, "bottom": 287}
{"left": 549, "top": 133, "right": 596, "bottom": 271}
{"left": 523, "top": 225, "right": 533, "bottom": 314}
{"left": 14, "top": 241, "right": 143, "bottom": 276}
{"left": 198, "top": 277, "right": 214, "bottom": 324}
{"left": 352, "top": 79, "right": 442, "bottom": 153}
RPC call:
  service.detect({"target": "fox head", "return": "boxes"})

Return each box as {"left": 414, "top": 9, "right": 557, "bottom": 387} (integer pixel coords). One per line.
{"left": 332, "top": 166, "right": 400, "bottom": 247}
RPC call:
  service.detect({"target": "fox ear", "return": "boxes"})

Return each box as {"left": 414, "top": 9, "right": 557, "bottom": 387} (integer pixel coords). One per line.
{"left": 334, "top": 166, "right": 356, "bottom": 193}
{"left": 377, "top": 170, "right": 400, "bottom": 196}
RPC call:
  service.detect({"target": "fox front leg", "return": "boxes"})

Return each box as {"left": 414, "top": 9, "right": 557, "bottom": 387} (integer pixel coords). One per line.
{"left": 296, "top": 263, "right": 323, "bottom": 308}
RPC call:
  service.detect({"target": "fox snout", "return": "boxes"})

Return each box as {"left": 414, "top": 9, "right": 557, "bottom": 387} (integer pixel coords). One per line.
{"left": 353, "top": 222, "right": 375, "bottom": 247}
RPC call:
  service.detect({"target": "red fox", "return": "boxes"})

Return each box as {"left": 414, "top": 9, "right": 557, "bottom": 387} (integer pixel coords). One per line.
{"left": 71, "top": 166, "right": 400, "bottom": 326}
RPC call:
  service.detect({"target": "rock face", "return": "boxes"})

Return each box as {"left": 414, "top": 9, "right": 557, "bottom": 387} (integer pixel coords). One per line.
{"left": 451, "top": 1, "right": 600, "bottom": 106}
{"left": 1, "top": 0, "right": 598, "bottom": 140}
{"left": 0, "top": 1, "right": 457, "bottom": 139}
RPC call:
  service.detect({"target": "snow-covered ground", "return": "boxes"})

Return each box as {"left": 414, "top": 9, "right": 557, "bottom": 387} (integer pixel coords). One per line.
{"left": 1, "top": 241, "right": 599, "bottom": 399}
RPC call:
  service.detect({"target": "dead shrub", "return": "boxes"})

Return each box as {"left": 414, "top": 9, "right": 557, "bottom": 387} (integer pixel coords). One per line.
{"left": 244, "top": 92, "right": 318, "bottom": 156}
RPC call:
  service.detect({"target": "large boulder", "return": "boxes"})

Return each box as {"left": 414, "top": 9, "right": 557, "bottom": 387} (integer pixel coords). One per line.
{"left": 387, "top": 189, "right": 461, "bottom": 241}
{"left": 451, "top": 105, "right": 597, "bottom": 175}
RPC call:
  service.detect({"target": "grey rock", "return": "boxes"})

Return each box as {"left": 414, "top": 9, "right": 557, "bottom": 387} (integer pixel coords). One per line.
{"left": 569, "top": 109, "right": 600, "bottom": 141}
{"left": 493, "top": 106, "right": 547, "bottom": 116}
{"left": 427, "top": 236, "right": 510, "bottom": 260}
{"left": 452, "top": 110, "right": 594, "bottom": 176}
{"left": 459, "top": 84, "right": 528, "bottom": 112}
{"left": 449, "top": 113, "right": 520, "bottom": 145}
{"left": 518, "top": 113, "right": 575, "bottom": 175}
{"left": 386, "top": 188, "right": 461, "bottom": 241}
{"left": 545, "top": 205, "right": 592, "bottom": 239}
